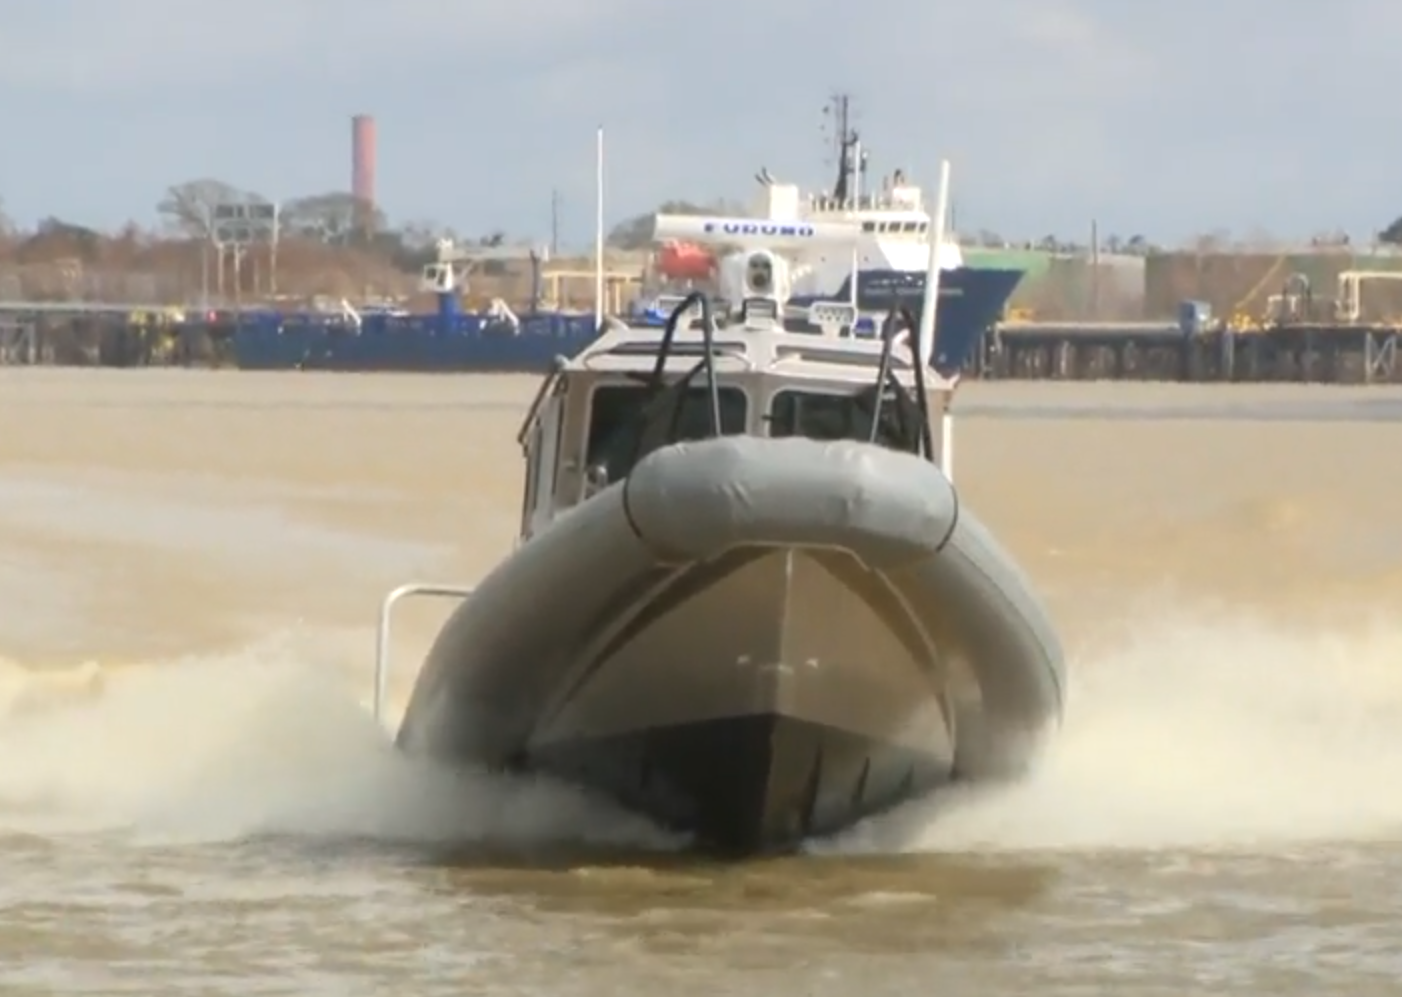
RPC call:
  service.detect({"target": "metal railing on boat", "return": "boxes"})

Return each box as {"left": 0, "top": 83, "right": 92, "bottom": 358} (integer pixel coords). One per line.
{"left": 372, "top": 582, "right": 475, "bottom": 726}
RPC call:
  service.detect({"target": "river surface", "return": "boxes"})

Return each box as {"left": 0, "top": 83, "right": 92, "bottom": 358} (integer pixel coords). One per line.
{"left": 2, "top": 370, "right": 1401, "bottom": 995}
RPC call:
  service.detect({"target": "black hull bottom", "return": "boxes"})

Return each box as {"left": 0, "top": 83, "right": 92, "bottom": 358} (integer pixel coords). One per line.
{"left": 526, "top": 712, "right": 948, "bottom": 855}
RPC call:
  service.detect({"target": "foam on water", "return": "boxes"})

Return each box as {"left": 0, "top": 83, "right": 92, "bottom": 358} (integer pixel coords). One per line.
{"left": 0, "top": 632, "right": 677, "bottom": 850}
{"left": 828, "top": 606, "right": 1402, "bottom": 854}
{"left": 3, "top": 608, "right": 1402, "bottom": 857}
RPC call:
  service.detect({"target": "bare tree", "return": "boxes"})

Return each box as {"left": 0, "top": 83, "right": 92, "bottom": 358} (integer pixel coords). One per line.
{"left": 157, "top": 179, "right": 261, "bottom": 238}
{"left": 607, "top": 199, "right": 723, "bottom": 249}
{"left": 1191, "top": 229, "right": 1231, "bottom": 253}
{"left": 396, "top": 218, "right": 448, "bottom": 251}
{"left": 279, "top": 191, "right": 384, "bottom": 244}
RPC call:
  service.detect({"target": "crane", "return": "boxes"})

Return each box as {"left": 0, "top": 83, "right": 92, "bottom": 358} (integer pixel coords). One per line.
{"left": 420, "top": 238, "right": 550, "bottom": 329}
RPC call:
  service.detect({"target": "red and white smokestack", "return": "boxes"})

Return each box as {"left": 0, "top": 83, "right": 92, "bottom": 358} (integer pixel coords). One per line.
{"left": 351, "top": 114, "right": 376, "bottom": 209}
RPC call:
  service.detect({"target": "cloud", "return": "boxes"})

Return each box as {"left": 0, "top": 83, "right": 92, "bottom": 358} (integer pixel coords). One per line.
{"left": 1, "top": 0, "right": 1402, "bottom": 243}
{"left": 0, "top": 0, "right": 643, "bottom": 92}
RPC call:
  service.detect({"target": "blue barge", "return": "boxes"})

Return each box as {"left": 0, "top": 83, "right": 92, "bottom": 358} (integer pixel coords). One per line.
{"left": 228, "top": 264, "right": 1023, "bottom": 374}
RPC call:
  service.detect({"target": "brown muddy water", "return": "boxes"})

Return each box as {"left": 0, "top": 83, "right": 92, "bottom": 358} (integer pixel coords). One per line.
{"left": 1, "top": 369, "right": 1401, "bottom": 995}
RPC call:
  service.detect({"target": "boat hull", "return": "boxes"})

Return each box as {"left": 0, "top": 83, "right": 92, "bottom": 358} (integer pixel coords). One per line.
{"left": 531, "top": 711, "right": 946, "bottom": 854}
{"left": 229, "top": 311, "right": 598, "bottom": 373}
{"left": 396, "top": 436, "right": 1064, "bottom": 854}
{"left": 524, "top": 544, "right": 957, "bottom": 852}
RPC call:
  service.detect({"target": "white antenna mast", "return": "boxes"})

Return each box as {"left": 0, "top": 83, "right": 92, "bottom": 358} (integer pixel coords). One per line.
{"left": 916, "top": 159, "right": 952, "bottom": 370}
{"left": 915, "top": 159, "right": 954, "bottom": 479}
{"left": 849, "top": 137, "right": 861, "bottom": 313}
{"left": 593, "top": 126, "right": 605, "bottom": 329}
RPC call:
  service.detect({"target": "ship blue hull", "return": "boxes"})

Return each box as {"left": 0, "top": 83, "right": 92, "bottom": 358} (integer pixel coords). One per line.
{"left": 230, "top": 312, "right": 598, "bottom": 373}
{"left": 230, "top": 267, "right": 1023, "bottom": 374}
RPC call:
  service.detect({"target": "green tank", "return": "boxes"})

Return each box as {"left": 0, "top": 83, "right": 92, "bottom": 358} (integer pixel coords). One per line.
{"left": 958, "top": 247, "right": 1055, "bottom": 314}
{"left": 959, "top": 247, "right": 1053, "bottom": 277}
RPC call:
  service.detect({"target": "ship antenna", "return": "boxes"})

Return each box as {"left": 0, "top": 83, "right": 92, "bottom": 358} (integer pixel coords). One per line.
{"left": 825, "top": 93, "right": 857, "bottom": 205}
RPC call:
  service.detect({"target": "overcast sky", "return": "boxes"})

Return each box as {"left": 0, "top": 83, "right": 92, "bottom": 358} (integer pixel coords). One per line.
{"left": 0, "top": 0, "right": 1396, "bottom": 248}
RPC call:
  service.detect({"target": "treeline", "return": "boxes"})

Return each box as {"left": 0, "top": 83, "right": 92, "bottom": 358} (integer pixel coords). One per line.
{"left": 0, "top": 178, "right": 525, "bottom": 282}
{"left": 1, "top": 179, "right": 1399, "bottom": 267}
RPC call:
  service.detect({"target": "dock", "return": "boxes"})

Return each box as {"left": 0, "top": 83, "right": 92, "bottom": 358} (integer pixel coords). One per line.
{"left": 0, "top": 303, "right": 225, "bottom": 369}
{"left": 981, "top": 321, "right": 1401, "bottom": 384}
{"left": 1, "top": 301, "right": 1401, "bottom": 384}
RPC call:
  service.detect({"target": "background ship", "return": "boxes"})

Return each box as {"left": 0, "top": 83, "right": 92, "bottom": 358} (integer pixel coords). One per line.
{"left": 231, "top": 97, "right": 1025, "bottom": 373}
{"left": 642, "top": 95, "right": 1024, "bottom": 352}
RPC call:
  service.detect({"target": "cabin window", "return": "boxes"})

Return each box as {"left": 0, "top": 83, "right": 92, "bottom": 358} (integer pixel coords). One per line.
{"left": 521, "top": 422, "right": 541, "bottom": 524}
{"left": 861, "top": 221, "right": 876, "bottom": 232}
{"left": 520, "top": 393, "right": 566, "bottom": 533}
{"left": 585, "top": 383, "right": 749, "bottom": 483}
{"left": 768, "top": 389, "right": 921, "bottom": 453}
{"left": 902, "top": 221, "right": 919, "bottom": 233}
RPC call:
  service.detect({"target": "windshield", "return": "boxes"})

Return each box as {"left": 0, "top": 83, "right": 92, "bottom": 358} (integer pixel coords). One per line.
{"left": 768, "top": 387, "right": 921, "bottom": 452}
{"left": 586, "top": 382, "right": 749, "bottom": 483}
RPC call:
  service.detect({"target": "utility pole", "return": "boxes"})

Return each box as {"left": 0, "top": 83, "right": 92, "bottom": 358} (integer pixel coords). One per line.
{"left": 550, "top": 188, "right": 560, "bottom": 256}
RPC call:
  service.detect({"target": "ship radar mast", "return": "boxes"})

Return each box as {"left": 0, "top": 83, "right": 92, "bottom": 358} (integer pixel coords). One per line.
{"left": 822, "top": 92, "right": 868, "bottom": 207}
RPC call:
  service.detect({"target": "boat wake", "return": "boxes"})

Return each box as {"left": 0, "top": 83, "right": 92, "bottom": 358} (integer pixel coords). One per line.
{"left": 824, "top": 605, "right": 1402, "bottom": 855}
{"left": 3, "top": 607, "right": 1402, "bottom": 856}
{"left": 0, "top": 632, "right": 678, "bottom": 851}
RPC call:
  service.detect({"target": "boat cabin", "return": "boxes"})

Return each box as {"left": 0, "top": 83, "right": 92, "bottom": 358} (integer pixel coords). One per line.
{"left": 515, "top": 307, "right": 953, "bottom": 542}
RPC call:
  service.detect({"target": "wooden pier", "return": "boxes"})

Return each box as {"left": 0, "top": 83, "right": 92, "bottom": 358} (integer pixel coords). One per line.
{"left": 977, "top": 321, "right": 1402, "bottom": 385}
{"left": 0, "top": 304, "right": 230, "bottom": 369}
{"left": 1, "top": 304, "right": 1400, "bottom": 384}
